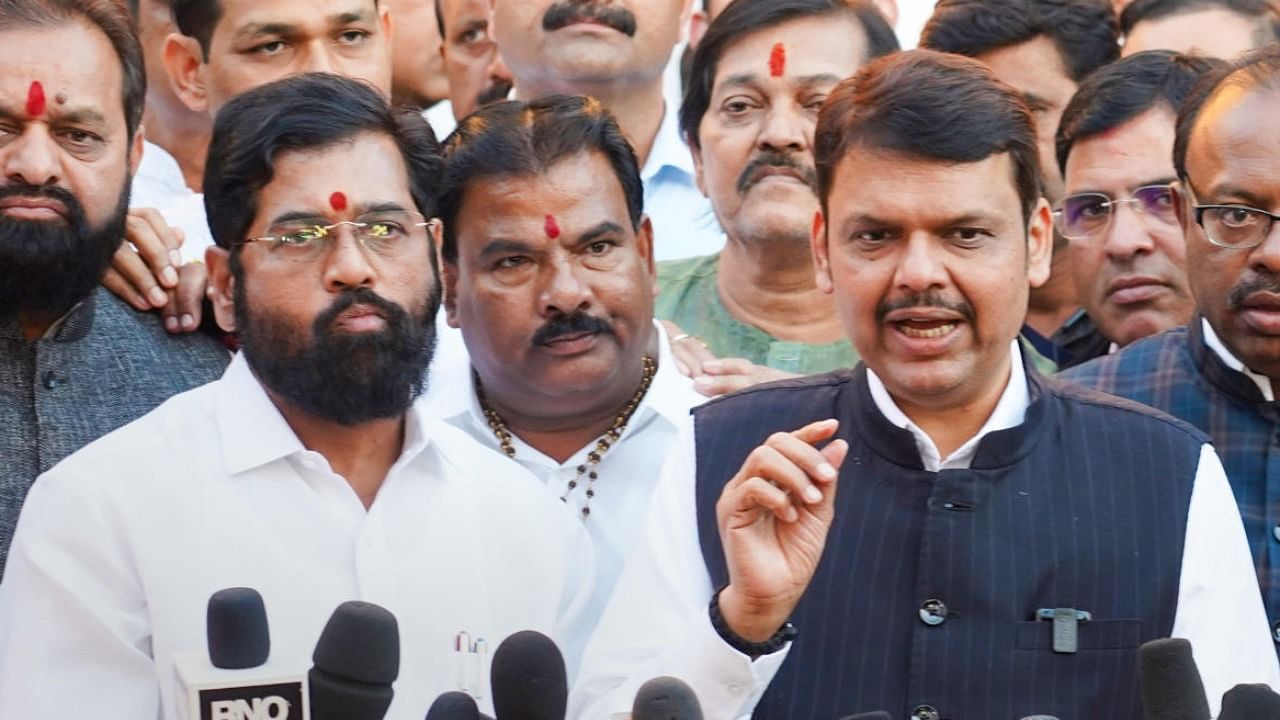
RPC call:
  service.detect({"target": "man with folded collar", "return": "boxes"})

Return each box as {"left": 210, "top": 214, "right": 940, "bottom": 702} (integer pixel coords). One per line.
{"left": 1063, "top": 46, "right": 1280, "bottom": 660}
{"left": 575, "top": 50, "right": 1278, "bottom": 720}
{"left": 430, "top": 95, "right": 704, "bottom": 631}
{"left": 0, "top": 74, "right": 592, "bottom": 718}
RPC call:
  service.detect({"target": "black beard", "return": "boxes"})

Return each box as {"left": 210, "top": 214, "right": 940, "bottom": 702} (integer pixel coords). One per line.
{"left": 0, "top": 182, "right": 128, "bottom": 321}
{"left": 235, "top": 283, "right": 440, "bottom": 426}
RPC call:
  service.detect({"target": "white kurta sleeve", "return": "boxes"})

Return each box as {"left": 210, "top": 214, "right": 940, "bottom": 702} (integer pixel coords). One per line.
{"left": 1171, "top": 444, "right": 1280, "bottom": 716}
{"left": 570, "top": 418, "right": 788, "bottom": 720}
{"left": 0, "top": 469, "right": 158, "bottom": 719}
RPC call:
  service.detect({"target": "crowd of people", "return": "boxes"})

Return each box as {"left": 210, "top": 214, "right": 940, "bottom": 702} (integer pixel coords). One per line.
{"left": 2, "top": 0, "right": 1280, "bottom": 718}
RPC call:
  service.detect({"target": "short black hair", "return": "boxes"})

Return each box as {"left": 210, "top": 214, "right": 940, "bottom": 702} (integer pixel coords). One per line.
{"left": 1057, "top": 50, "right": 1224, "bottom": 174}
{"left": 438, "top": 95, "right": 644, "bottom": 263}
{"left": 921, "top": 0, "right": 1120, "bottom": 83}
{"left": 1121, "top": 0, "right": 1280, "bottom": 45}
{"left": 1174, "top": 45, "right": 1280, "bottom": 180}
{"left": 203, "top": 72, "right": 443, "bottom": 255}
{"left": 0, "top": 0, "right": 146, "bottom": 139}
{"left": 816, "top": 49, "right": 1041, "bottom": 222}
{"left": 681, "top": 0, "right": 899, "bottom": 150}
{"left": 173, "top": 0, "right": 380, "bottom": 58}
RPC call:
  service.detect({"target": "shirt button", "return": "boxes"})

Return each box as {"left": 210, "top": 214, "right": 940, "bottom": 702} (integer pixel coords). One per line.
{"left": 1273, "top": 621, "right": 1280, "bottom": 644}
{"left": 919, "top": 599, "right": 947, "bottom": 626}
{"left": 912, "top": 705, "right": 941, "bottom": 720}
{"left": 1274, "top": 524, "right": 1280, "bottom": 543}
{"left": 41, "top": 370, "right": 61, "bottom": 389}
{"left": 726, "top": 683, "right": 743, "bottom": 695}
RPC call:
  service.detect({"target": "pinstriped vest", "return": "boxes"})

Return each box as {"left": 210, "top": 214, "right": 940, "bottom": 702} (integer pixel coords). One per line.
{"left": 693, "top": 363, "right": 1206, "bottom": 720}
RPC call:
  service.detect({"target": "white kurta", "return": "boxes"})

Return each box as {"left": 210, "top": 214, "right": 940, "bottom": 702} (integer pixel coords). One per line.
{"left": 428, "top": 320, "right": 705, "bottom": 635}
{"left": 572, "top": 342, "right": 1280, "bottom": 719}
{"left": 0, "top": 353, "right": 594, "bottom": 720}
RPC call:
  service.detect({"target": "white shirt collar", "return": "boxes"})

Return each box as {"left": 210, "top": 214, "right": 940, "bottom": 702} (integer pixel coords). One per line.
{"left": 459, "top": 320, "right": 699, "bottom": 470}
{"left": 214, "top": 352, "right": 433, "bottom": 476}
{"left": 1201, "top": 317, "right": 1275, "bottom": 401}
{"left": 865, "top": 339, "right": 1030, "bottom": 471}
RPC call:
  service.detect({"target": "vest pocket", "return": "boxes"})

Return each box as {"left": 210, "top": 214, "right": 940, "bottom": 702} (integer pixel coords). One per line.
{"left": 1014, "top": 619, "right": 1144, "bottom": 651}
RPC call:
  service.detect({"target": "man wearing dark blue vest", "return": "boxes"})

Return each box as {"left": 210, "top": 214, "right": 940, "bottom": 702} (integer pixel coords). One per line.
{"left": 574, "top": 49, "right": 1279, "bottom": 720}
{"left": 1063, "top": 47, "right": 1280, "bottom": 661}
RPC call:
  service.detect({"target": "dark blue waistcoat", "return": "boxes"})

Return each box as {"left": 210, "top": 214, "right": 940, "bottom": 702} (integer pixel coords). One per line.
{"left": 693, "top": 363, "right": 1207, "bottom": 720}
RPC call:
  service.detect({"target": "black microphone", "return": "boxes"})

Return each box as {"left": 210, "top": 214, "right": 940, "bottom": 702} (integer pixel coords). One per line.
{"left": 208, "top": 587, "right": 271, "bottom": 669}
{"left": 489, "top": 630, "right": 567, "bottom": 720}
{"left": 174, "top": 587, "right": 308, "bottom": 720}
{"left": 836, "top": 713, "right": 893, "bottom": 720}
{"left": 631, "top": 676, "right": 704, "bottom": 720}
{"left": 308, "top": 600, "right": 401, "bottom": 720}
{"left": 1138, "top": 638, "right": 1211, "bottom": 720}
{"left": 425, "top": 691, "right": 483, "bottom": 720}
{"left": 1218, "top": 683, "right": 1280, "bottom": 719}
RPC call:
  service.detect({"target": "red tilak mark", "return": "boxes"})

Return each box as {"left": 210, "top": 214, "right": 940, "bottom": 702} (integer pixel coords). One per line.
{"left": 329, "top": 191, "right": 348, "bottom": 212}
{"left": 768, "top": 43, "right": 786, "bottom": 78}
{"left": 25, "top": 81, "right": 46, "bottom": 117}
{"left": 544, "top": 214, "right": 561, "bottom": 239}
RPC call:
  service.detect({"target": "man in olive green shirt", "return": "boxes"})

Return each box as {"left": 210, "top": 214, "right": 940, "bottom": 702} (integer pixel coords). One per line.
{"left": 655, "top": 3, "right": 900, "bottom": 395}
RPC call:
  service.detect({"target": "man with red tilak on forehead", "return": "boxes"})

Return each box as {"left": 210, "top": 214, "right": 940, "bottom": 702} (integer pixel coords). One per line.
{"left": 0, "top": 0, "right": 228, "bottom": 576}
{"left": 429, "top": 94, "right": 704, "bottom": 637}
{"left": 0, "top": 73, "right": 593, "bottom": 719}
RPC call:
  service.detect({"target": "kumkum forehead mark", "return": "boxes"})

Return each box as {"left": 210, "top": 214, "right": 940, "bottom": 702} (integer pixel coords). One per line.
{"left": 329, "top": 191, "right": 348, "bottom": 212}
{"left": 25, "top": 81, "right": 46, "bottom": 117}
{"left": 768, "top": 43, "right": 786, "bottom": 78}
{"left": 544, "top": 213, "right": 561, "bottom": 239}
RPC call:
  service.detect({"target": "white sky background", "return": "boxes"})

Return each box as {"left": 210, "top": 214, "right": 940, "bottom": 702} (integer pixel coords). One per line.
{"left": 896, "top": 0, "right": 939, "bottom": 49}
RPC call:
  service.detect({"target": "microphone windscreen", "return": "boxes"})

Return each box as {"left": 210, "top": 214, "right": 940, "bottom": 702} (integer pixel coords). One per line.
{"left": 311, "top": 600, "right": 400, "bottom": 684}
{"left": 308, "top": 666, "right": 395, "bottom": 719}
{"left": 425, "top": 691, "right": 482, "bottom": 720}
{"left": 1138, "top": 638, "right": 1210, "bottom": 720}
{"left": 1219, "top": 683, "right": 1280, "bottom": 719}
{"left": 837, "top": 713, "right": 893, "bottom": 720}
{"left": 206, "top": 587, "right": 270, "bottom": 669}
{"left": 490, "top": 630, "right": 567, "bottom": 720}
{"left": 631, "top": 676, "right": 704, "bottom": 720}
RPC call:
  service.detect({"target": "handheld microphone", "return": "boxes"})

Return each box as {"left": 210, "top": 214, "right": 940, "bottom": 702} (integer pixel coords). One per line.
{"left": 489, "top": 630, "right": 567, "bottom": 720}
{"left": 1138, "top": 638, "right": 1210, "bottom": 720}
{"left": 173, "top": 587, "right": 309, "bottom": 720}
{"left": 1218, "top": 683, "right": 1280, "bottom": 719}
{"left": 631, "top": 676, "right": 704, "bottom": 720}
{"left": 425, "top": 691, "right": 483, "bottom": 720}
{"left": 308, "top": 600, "right": 400, "bottom": 720}
{"left": 836, "top": 713, "right": 893, "bottom": 720}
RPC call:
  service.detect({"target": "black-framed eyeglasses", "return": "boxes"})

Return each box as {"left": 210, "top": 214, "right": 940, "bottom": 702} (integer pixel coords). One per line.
{"left": 1053, "top": 185, "right": 1177, "bottom": 241}
{"left": 1192, "top": 203, "right": 1280, "bottom": 250}
{"left": 241, "top": 210, "right": 436, "bottom": 263}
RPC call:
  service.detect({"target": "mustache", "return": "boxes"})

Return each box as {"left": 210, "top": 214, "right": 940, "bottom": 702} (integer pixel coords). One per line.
{"left": 531, "top": 311, "right": 614, "bottom": 346}
{"left": 0, "top": 182, "right": 85, "bottom": 223}
{"left": 875, "top": 290, "right": 976, "bottom": 324}
{"left": 314, "top": 287, "right": 413, "bottom": 337}
{"left": 735, "top": 151, "right": 818, "bottom": 196}
{"left": 542, "top": 1, "right": 637, "bottom": 37}
{"left": 476, "top": 78, "right": 514, "bottom": 108}
{"left": 1228, "top": 272, "right": 1280, "bottom": 309}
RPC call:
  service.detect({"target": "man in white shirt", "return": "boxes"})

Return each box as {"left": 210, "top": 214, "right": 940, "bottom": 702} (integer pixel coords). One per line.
{"left": 492, "top": 0, "right": 722, "bottom": 260}
{"left": 574, "top": 50, "right": 1279, "bottom": 720}
{"left": 0, "top": 73, "right": 592, "bottom": 720}
{"left": 428, "top": 95, "right": 705, "bottom": 631}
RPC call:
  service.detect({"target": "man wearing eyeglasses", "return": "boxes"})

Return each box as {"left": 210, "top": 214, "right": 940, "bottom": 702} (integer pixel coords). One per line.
{"left": 0, "top": 73, "right": 593, "bottom": 718}
{"left": 1063, "top": 46, "right": 1280, "bottom": 659}
{"left": 1050, "top": 51, "right": 1222, "bottom": 369}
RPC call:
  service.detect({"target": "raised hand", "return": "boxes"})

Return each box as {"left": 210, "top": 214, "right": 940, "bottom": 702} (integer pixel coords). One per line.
{"left": 716, "top": 419, "right": 848, "bottom": 642}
